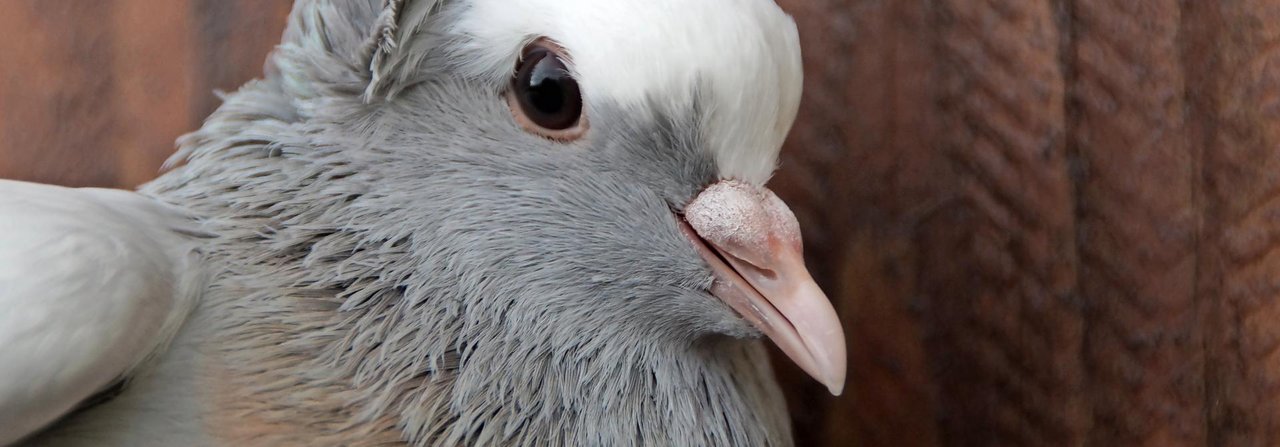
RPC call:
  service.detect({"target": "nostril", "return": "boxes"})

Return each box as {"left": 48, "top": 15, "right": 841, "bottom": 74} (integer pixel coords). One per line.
{"left": 675, "top": 212, "right": 779, "bottom": 283}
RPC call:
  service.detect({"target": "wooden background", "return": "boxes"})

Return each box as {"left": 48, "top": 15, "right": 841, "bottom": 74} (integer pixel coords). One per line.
{"left": 4, "top": 1, "right": 1280, "bottom": 446}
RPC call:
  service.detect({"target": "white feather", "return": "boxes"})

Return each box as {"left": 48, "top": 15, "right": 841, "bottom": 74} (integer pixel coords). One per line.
{"left": 447, "top": 0, "right": 804, "bottom": 185}
{"left": 0, "top": 181, "right": 203, "bottom": 445}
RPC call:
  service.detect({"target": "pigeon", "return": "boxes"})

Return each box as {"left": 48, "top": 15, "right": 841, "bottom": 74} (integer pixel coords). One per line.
{"left": 0, "top": 0, "right": 846, "bottom": 445}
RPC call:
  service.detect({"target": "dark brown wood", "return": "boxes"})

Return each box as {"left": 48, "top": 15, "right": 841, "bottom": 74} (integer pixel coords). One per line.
{"left": 1188, "top": 1, "right": 1280, "bottom": 445}
{"left": 928, "top": 1, "right": 1086, "bottom": 444}
{"left": 9, "top": 1, "right": 1280, "bottom": 446}
{"left": 1068, "top": 1, "right": 1205, "bottom": 445}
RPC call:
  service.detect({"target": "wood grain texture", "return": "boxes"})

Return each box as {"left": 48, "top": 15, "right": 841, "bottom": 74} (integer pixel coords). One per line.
{"left": 1188, "top": 1, "right": 1280, "bottom": 445}
{"left": 7, "top": 1, "right": 1280, "bottom": 446}
{"left": 928, "top": 1, "right": 1086, "bottom": 444}
{"left": 1067, "top": 1, "right": 1205, "bottom": 445}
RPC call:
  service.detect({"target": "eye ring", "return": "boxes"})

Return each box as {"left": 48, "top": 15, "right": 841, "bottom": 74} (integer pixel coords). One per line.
{"left": 505, "top": 39, "right": 588, "bottom": 141}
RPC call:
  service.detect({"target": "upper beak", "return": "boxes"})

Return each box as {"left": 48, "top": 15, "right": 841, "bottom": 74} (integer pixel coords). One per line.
{"left": 679, "top": 180, "right": 847, "bottom": 395}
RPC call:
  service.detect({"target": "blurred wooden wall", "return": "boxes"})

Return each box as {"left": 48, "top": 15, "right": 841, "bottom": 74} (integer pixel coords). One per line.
{"left": 5, "top": 1, "right": 1280, "bottom": 447}
{"left": 0, "top": 1, "right": 293, "bottom": 187}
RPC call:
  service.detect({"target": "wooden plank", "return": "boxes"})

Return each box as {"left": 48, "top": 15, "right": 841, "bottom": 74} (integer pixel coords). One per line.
{"left": 0, "top": 2, "right": 125, "bottom": 187}
{"left": 0, "top": 1, "right": 290, "bottom": 187}
{"left": 1188, "top": 0, "right": 1280, "bottom": 444}
{"left": 921, "top": 0, "right": 1086, "bottom": 444}
{"left": 110, "top": 0, "right": 199, "bottom": 187}
{"left": 1066, "top": 1, "right": 1205, "bottom": 445}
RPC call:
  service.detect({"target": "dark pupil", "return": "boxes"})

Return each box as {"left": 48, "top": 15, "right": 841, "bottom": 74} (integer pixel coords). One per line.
{"left": 528, "top": 59, "right": 565, "bottom": 112}
{"left": 517, "top": 49, "right": 582, "bottom": 130}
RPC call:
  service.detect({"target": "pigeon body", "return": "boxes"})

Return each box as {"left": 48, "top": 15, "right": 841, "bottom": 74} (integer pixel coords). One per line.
{"left": 2, "top": 1, "right": 844, "bottom": 445}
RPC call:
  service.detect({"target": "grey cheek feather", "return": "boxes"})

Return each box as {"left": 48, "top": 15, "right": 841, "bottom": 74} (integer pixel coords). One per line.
{"left": 349, "top": 81, "right": 751, "bottom": 336}
{"left": 143, "top": 71, "right": 790, "bottom": 445}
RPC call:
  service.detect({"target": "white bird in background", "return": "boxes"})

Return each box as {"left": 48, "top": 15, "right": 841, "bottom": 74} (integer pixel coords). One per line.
{"left": 0, "top": 0, "right": 846, "bottom": 445}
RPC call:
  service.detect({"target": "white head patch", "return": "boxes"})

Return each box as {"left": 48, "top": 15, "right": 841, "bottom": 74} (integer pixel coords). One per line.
{"left": 447, "top": 0, "right": 804, "bottom": 185}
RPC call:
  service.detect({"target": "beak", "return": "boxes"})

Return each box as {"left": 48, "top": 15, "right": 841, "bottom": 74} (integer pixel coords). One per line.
{"left": 679, "top": 180, "right": 847, "bottom": 395}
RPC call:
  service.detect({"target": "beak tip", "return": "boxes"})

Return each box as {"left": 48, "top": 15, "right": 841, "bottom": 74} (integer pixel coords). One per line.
{"left": 820, "top": 358, "right": 847, "bottom": 397}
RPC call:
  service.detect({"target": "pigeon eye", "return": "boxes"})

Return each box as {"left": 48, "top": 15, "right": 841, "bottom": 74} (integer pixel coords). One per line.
{"left": 506, "top": 41, "right": 587, "bottom": 141}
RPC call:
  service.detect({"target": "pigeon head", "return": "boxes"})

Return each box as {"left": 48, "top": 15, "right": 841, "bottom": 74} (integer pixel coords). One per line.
{"left": 157, "top": 0, "right": 844, "bottom": 443}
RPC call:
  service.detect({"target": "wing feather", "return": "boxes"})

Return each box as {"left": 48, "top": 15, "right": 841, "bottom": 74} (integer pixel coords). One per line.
{"left": 0, "top": 180, "right": 203, "bottom": 444}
